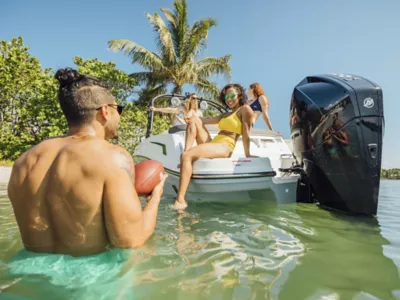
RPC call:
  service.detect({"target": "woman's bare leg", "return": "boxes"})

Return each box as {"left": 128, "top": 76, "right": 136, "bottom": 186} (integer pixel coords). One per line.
{"left": 184, "top": 117, "right": 211, "bottom": 151}
{"left": 174, "top": 142, "right": 231, "bottom": 210}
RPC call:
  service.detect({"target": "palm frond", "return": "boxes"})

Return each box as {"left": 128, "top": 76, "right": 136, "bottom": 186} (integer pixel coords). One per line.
{"left": 108, "top": 0, "right": 232, "bottom": 100}
{"left": 146, "top": 13, "right": 176, "bottom": 64}
{"left": 130, "top": 71, "right": 172, "bottom": 87}
{"left": 108, "top": 39, "right": 165, "bottom": 71}
{"left": 173, "top": 0, "right": 190, "bottom": 60}
{"left": 182, "top": 18, "right": 217, "bottom": 64}
{"left": 129, "top": 72, "right": 154, "bottom": 84}
{"left": 196, "top": 55, "right": 232, "bottom": 80}
{"left": 194, "top": 78, "right": 220, "bottom": 98}
{"left": 175, "top": 60, "right": 197, "bottom": 84}
{"left": 136, "top": 83, "right": 168, "bottom": 106}
{"left": 160, "top": 8, "right": 177, "bottom": 28}
{"left": 161, "top": 8, "right": 180, "bottom": 59}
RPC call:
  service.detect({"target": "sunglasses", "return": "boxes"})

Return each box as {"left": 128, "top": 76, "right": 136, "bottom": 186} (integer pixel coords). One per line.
{"left": 96, "top": 104, "right": 125, "bottom": 115}
{"left": 224, "top": 92, "right": 237, "bottom": 101}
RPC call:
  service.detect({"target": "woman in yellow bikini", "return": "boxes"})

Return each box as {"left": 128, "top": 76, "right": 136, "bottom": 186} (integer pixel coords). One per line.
{"left": 173, "top": 84, "right": 255, "bottom": 210}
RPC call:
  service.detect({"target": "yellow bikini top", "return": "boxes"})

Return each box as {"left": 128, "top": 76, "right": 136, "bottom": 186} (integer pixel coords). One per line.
{"left": 218, "top": 111, "right": 242, "bottom": 135}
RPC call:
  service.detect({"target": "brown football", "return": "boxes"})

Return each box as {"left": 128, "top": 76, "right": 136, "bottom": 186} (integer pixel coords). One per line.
{"left": 134, "top": 160, "right": 165, "bottom": 196}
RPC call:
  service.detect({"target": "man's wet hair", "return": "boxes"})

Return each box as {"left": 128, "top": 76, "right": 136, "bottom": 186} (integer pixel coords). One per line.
{"left": 54, "top": 68, "right": 115, "bottom": 126}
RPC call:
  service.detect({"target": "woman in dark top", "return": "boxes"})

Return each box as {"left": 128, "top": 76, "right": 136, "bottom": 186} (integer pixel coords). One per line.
{"left": 247, "top": 82, "right": 274, "bottom": 131}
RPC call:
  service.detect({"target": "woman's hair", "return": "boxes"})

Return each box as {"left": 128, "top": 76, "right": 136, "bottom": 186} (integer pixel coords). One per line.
{"left": 249, "top": 82, "right": 265, "bottom": 98}
{"left": 219, "top": 84, "right": 248, "bottom": 108}
{"left": 184, "top": 93, "right": 198, "bottom": 112}
{"left": 54, "top": 68, "right": 114, "bottom": 126}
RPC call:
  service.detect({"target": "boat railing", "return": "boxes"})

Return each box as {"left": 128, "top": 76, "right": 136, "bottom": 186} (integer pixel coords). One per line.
{"left": 146, "top": 94, "right": 227, "bottom": 138}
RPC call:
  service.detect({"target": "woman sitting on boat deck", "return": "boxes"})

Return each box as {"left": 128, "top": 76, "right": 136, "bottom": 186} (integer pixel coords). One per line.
{"left": 150, "top": 93, "right": 203, "bottom": 128}
{"left": 173, "top": 83, "right": 255, "bottom": 210}
{"left": 247, "top": 82, "right": 274, "bottom": 131}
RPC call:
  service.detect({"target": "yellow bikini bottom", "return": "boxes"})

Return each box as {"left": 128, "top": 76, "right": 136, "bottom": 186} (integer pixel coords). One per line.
{"left": 210, "top": 134, "right": 236, "bottom": 152}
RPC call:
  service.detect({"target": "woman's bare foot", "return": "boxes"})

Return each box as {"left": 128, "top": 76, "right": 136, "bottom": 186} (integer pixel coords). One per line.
{"left": 173, "top": 200, "right": 188, "bottom": 210}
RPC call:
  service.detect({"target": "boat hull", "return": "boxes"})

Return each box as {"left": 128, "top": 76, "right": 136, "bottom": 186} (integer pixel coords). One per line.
{"left": 134, "top": 124, "right": 299, "bottom": 204}
{"left": 157, "top": 167, "right": 298, "bottom": 204}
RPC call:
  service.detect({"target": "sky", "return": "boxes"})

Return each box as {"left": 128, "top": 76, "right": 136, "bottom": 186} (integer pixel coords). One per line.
{"left": 1, "top": 0, "right": 399, "bottom": 167}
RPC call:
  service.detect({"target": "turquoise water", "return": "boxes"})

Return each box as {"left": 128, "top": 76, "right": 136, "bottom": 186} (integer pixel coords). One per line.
{"left": 0, "top": 181, "right": 399, "bottom": 300}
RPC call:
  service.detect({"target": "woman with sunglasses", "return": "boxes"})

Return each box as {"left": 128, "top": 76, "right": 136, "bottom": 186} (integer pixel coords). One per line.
{"left": 173, "top": 83, "right": 255, "bottom": 210}
{"left": 150, "top": 93, "right": 203, "bottom": 127}
{"left": 247, "top": 83, "right": 274, "bottom": 131}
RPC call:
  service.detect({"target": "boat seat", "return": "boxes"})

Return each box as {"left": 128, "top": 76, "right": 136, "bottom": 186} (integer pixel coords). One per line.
{"left": 168, "top": 125, "right": 186, "bottom": 134}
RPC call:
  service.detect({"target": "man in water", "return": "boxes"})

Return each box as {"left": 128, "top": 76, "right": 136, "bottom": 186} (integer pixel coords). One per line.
{"left": 7, "top": 68, "right": 167, "bottom": 257}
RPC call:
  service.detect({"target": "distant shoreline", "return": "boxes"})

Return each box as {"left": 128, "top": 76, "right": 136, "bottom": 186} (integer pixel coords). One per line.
{"left": 381, "top": 168, "right": 400, "bottom": 180}
{"left": 0, "top": 165, "right": 398, "bottom": 184}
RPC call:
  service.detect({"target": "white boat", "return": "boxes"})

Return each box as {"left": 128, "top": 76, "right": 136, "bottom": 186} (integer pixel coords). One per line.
{"left": 134, "top": 73, "right": 385, "bottom": 217}
{"left": 134, "top": 94, "right": 300, "bottom": 204}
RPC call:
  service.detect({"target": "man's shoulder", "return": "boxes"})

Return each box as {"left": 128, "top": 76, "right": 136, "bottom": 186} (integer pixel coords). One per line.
{"left": 37, "top": 136, "right": 66, "bottom": 148}
{"left": 108, "top": 145, "right": 134, "bottom": 165}
{"left": 101, "top": 145, "right": 135, "bottom": 181}
{"left": 14, "top": 137, "right": 64, "bottom": 166}
{"left": 9, "top": 137, "right": 67, "bottom": 190}
{"left": 60, "top": 139, "right": 132, "bottom": 171}
{"left": 107, "top": 143, "right": 131, "bottom": 156}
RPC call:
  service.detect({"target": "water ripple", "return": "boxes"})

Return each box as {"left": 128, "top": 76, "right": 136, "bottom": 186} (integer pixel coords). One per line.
{"left": 0, "top": 182, "right": 400, "bottom": 299}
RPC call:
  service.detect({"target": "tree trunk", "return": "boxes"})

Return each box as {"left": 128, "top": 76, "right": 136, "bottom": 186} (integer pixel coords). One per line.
{"left": 172, "top": 85, "right": 182, "bottom": 95}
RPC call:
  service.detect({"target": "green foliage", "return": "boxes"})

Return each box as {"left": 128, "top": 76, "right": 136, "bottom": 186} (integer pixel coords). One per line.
{"left": 117, "top": 103, "right": 170, "bottom": 154}
{"left": 202, "top": 106, "right": 222, "bottom": 117}
{"left": 0, "top": 160, "right": 14, "bottom": 167}
{"left": 0, "top": 38, "right": 172, "bottom": 160}
{"left": 108, "top": 0, "right": 232, "bottom": 104}
{"left": 381, "top": 168, "right": 400, "bottom": 180}
{"left": 1, "top": 2, "right": 234, "bottom": 160}
{"left": 74, "top": 56, "right": 137, "bottom": 104}
{"left": 0, "top": 37, "right": 66, "bottom": 160}
{"left": 73, "top": 56, "right": 170, "bottom": 154}
{"left": 136, "top": 84, "right": 167, "bottom": 107}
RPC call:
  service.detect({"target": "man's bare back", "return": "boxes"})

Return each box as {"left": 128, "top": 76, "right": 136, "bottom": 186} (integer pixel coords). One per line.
{"left": 7, "top": 67, "right": 167, "bottom": 257}
{"left": 8, "top": 136, "right": 137, "bottom": 256}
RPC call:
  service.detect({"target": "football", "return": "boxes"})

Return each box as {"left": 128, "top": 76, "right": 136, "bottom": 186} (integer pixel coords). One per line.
{"left": 134, "top": 160, "right": 165, "bottom": 196}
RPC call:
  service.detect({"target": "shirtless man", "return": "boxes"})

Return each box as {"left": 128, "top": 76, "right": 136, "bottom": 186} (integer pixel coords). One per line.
{"left": 7, "top": 68, "right": 167, "bottom": 257}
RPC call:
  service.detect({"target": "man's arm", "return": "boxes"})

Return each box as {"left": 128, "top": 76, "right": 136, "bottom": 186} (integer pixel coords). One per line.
{"left": 103, "top": 147, "right": 166, "bottom": 248}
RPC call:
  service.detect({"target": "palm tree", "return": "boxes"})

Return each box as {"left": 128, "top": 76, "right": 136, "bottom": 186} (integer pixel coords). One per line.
{"left": 108, "top": 0, "right": 231, "bottom": 100}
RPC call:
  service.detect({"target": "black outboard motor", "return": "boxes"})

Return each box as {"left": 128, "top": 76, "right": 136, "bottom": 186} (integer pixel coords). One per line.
{"left": 290, "top": 74, "right": 384, "bottom": 216}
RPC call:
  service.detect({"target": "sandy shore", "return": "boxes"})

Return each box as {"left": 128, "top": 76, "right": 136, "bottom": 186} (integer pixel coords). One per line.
{"left": 0, "top": 166, "right": 11, "bottom": 184}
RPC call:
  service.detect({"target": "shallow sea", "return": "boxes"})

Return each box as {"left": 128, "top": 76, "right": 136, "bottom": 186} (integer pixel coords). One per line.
{"left": 0, "top": 180, "right": 399, "bottom": 300}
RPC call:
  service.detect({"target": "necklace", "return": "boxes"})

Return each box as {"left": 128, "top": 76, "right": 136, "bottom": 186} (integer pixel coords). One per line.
{"left": 70, "top": 133, "right": 94, "bottom": 139}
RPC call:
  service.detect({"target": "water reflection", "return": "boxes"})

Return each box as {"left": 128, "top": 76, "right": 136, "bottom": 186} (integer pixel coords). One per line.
{"left": 278, "top": 205, "right": 400, "bottom": 300}
{"left": 322, "top": 112, "right": 349, "bottom": 156}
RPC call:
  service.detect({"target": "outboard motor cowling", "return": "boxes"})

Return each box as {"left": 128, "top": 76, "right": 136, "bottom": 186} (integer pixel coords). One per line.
{"left": 290, "top": 74, "right": 384, "bottom": 216}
